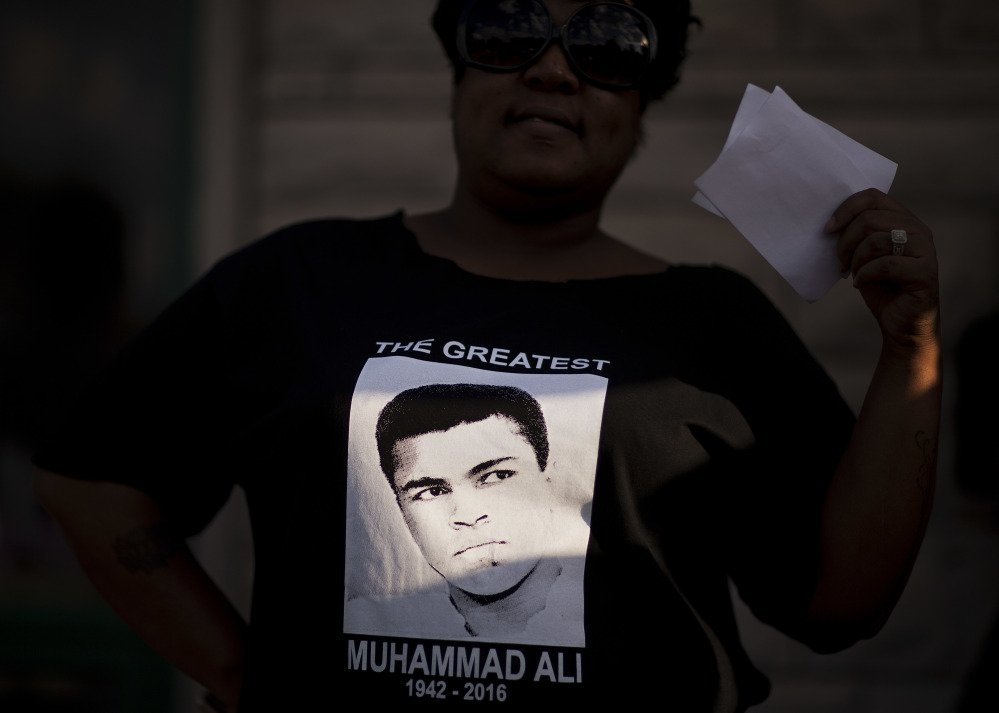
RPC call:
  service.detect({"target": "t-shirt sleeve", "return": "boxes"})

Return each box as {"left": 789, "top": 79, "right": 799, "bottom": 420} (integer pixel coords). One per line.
{"left": 33, "top": 259, "right": 243, "bottom": 536}
{"left": 707, "top": 270, "right": 857, "bottom": 641}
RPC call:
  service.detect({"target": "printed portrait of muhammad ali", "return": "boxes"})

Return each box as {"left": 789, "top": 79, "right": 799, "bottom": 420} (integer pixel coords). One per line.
{"left": 373, "top": 383, "right": 564, "bottom": 639}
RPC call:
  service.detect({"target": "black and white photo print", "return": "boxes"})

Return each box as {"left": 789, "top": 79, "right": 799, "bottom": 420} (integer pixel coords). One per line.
{"left": 343, "top": 356, "right": 607, "bottom": 647}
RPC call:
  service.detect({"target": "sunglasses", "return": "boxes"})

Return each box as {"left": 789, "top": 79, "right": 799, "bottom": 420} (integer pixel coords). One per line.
{"left": 456, "top": 0, "right": 658, "bottom": 90}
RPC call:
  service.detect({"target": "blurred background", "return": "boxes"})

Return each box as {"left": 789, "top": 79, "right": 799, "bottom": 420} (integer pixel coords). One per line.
{"left": 1, "top": 0, "right": 997, "bottom": 711}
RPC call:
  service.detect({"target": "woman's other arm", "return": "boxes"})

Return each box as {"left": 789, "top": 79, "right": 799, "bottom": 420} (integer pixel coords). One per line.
{"left": 34, "top": 469, "right": 247, "bottom": 710}
{"left": 802, "top": 188, "right": 941, "bottom": 651}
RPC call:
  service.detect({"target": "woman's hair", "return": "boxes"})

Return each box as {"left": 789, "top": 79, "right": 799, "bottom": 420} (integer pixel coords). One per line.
{"left": 431, "top": 0, "right": 700, "bottom": 104}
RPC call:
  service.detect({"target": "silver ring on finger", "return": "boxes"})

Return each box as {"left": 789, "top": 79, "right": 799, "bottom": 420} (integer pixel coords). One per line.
{"left": 891, "top": 229, "right": 908, "bottom": 256}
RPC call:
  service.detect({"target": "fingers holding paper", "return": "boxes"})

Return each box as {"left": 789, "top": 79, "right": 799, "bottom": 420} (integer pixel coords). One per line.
{"left": 826, "top": 188, "right": 940, "bottom": 353}
{"left": 826, "top": 188, "right": 918, "bottom": 267}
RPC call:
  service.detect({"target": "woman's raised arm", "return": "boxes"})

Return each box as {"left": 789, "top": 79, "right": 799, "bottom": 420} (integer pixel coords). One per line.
{"left": 803, "top": 188, "right": 941, "bottom": 650}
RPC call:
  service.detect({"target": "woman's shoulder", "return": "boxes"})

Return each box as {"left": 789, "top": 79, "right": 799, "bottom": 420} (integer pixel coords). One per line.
{"left": 627, "top": 258, "right": 772, "bottom": 305}
{"left": 668, "top": 262, "right": 765, "bottom": 294}
{"left": 175, "top": 212, "right": 413, "bottom": 314}
{"left": 237, "top": 211, "right": 409, "bottom": 262}
{"left": 597, "top": 236, "right": 671, "bottom": 277}
{"left": 205, "top": 211, "right": 411, "bottom": 280}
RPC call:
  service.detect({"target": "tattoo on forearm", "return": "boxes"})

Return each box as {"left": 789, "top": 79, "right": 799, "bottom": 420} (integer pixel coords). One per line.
{"left": 915, "top": 430, "right": 934, "bottom": 494}
{"left": 113, "top": 523, "right": 182, "bottom": 573}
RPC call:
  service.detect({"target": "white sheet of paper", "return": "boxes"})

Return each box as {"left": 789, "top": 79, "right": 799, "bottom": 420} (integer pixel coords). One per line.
{"left": 693, "top": 85, "right": 897, "bottom": 301}
{"left": 693, "top": 84, "right": 770, "bottom": 217}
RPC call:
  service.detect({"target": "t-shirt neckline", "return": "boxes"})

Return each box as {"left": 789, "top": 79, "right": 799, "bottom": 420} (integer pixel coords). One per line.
{"left": 387, "top": 209, "right": 673, "bottom": 289}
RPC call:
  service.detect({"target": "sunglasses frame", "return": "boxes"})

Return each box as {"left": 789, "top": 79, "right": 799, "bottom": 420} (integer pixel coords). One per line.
{"left": 456, "top": 0, "right": 659, "bottom": 91}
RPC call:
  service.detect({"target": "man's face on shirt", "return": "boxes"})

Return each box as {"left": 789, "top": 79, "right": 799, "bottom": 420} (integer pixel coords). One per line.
{"left": 391, "top": 415, "right": 552, "bottom": 596}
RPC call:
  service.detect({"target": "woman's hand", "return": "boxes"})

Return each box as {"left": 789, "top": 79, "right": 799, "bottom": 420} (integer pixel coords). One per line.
{"left": 826, "top": 188, "right": 940, "bottom": 357}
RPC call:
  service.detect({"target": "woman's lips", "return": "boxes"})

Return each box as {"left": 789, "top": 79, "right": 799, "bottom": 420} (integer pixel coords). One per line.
{"left": 507, "top": 106, "right": 580, "bottom": 134}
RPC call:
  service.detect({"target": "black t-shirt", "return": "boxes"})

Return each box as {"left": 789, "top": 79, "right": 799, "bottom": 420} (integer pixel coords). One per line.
{"left": 35, "top": 212, "right": 855, "bottom": 711}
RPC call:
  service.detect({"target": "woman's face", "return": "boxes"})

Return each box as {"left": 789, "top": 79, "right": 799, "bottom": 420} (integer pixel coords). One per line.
{"left": 450, "top": 0, "right": 645, "bottom": 214}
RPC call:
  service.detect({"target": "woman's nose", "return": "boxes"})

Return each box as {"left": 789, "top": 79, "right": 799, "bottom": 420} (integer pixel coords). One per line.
{"left": 521, "top": 41, "right": 581, "bottom": 94}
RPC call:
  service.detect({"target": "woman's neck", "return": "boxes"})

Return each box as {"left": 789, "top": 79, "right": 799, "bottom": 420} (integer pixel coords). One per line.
{"left": 405, "top": 188, "right": 667, "bottom": 282}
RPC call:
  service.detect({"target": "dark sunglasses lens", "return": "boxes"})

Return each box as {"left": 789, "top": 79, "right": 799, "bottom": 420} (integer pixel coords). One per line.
{"left": 463, "top": 0, "right": 549, "bottom": 69}
{"left": 566, "top": 5, "right": 652, "bottom": 87}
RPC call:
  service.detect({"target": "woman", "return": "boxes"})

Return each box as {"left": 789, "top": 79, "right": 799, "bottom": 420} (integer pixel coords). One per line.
{"left": 35, "top": 1, "right": 941, "bottom": 710}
